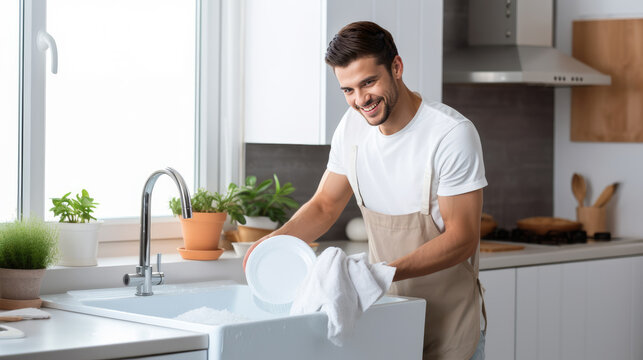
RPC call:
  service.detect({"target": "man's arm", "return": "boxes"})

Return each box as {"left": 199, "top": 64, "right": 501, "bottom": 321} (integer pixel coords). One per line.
{"left": 388, "top": 189, "right": 483, "bottom": 282}
{"left": 243, "top": 170, "right": 353, "bottom": 268}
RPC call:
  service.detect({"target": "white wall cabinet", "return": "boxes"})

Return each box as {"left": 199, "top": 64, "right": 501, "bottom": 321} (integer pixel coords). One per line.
{"left": 479, "top": 268, "right": 516, "bottom": 360}
{"left": 243, "top": 0, "right": 443, "bottom": 145}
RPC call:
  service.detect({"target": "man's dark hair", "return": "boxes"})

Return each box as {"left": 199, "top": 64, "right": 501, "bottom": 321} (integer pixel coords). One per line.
{"left": 325, "top": 21, "right": 398, "bottom": 72}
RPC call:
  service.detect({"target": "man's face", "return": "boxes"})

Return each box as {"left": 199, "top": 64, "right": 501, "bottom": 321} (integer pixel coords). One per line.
{"left": 334, "top": 56, "right": 399, "bottom": 127}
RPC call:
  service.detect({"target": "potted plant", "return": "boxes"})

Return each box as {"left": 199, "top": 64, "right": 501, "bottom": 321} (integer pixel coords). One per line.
{"left": 170, "top": 184, "right": 245, "bottom": 253}
{"left": 236, "top": 174, "right": 300, "bottom": 242}
{"left": 0, "top": 217, "right": 59, "bottom": 309}
{"left": 50, "top": 189, "right": 101, "bottom": 267}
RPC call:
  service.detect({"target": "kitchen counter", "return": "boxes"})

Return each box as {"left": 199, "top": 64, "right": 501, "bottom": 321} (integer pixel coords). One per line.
{"left": 41, "top": 237, "right": 643, "bottom": 296}
{"left": 316, "top": 238, "right": 643, "bottom": 270}
{"left": 478, "top": 237, "right": 643, "bottom": 269}
{"left": 0, "top": 308, "right": 208, "bottom": 360}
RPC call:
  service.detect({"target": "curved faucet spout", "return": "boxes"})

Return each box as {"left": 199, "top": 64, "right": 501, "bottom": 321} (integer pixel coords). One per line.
{"left": 140, "top": 167, "right": 192, "bottom": 268}
{"left": 127, "top": 167, "right": 192, "bottom": 296}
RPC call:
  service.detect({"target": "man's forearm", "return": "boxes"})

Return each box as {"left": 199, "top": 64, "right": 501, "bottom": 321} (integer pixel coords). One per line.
{"left": 266, "top": 197, "right": 344, "bottom": 243}
{"left": 388, "top": 190, "right": 483, "bottom": 282}
{"left": 388, "top": 230, "right": 478, "bottom": 281}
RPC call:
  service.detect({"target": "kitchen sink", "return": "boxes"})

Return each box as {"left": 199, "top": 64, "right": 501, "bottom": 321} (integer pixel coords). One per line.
{"left": 42, "top": 281, "right": 425, "bottom": 360}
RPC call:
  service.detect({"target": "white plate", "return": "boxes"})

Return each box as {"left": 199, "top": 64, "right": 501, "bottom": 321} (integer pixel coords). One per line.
{"left": 245, "top": 235, "right": 316, "bottom": 310}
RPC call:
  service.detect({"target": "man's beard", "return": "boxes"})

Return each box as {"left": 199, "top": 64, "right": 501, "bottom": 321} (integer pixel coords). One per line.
{"left": 359, "top": 83, "right": 398, "bottom": 127}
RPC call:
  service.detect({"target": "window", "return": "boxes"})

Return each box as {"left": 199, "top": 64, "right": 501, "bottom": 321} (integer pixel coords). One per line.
{"left": 0, "top": 0, "right": 19, "bottom": 222}
{"left": 44, "top": 0, "right": 196, "bottom": 219}
{"left": 12, "top": 0, "right": 241, "bottom": 242}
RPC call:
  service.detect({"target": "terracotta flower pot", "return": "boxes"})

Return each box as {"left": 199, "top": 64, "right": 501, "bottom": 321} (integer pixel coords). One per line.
{"left": 180, "top": 212, "right": 227, "bottom": 250}
{"left": 0, "top": 268, "right": 46, "bottom": 300}
{"left": 237, "top": 225, "right": 273, "bottom": 243}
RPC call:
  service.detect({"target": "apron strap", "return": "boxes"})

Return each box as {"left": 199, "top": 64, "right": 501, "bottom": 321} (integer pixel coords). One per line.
{"left": 477, "top": 278, "right": 488, "bottom": 333}
{"left": 349, "top": 145, "right": 364, "bottom": 207}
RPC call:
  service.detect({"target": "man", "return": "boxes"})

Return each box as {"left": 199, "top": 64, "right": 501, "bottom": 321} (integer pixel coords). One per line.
{"left": 245, "top": 21, "right": 486, "bottom": 360}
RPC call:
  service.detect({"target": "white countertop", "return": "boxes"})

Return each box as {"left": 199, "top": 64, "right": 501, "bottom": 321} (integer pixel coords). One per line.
{"left": 478, "top": 237, "right": 643, "bottom": 270}
{"left": 314, "top": 238, "right": 643, "bottom": 270}
{"left": 0, "top": 308, "right": 207, "bottom": 360}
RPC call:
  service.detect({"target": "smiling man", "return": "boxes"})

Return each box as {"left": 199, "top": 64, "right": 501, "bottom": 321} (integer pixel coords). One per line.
{"left": 245, "top": 21, "right": 487, "bottom": 360}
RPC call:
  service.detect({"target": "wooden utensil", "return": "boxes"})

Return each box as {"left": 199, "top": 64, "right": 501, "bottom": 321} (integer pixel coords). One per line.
{"left": 480, "top": 241, "right": 525, "bottom": 252}
{"left": 572, "top": 173, "right": 586, "bottom": 207}
{"left": 593, "top": 183, "right": 619, "bottom": 208}
{"left": 0, "top": 316, "right": 25, "bottom": 322}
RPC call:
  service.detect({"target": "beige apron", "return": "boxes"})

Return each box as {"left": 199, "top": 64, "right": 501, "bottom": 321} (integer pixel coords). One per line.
{"left": 347, "top": 145, "right": 486, "bottom": 360}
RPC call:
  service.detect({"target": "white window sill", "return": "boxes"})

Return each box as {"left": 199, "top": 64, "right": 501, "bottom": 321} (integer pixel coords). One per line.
{"left": 42, "top": 244, "right": 246, "bottom": 296}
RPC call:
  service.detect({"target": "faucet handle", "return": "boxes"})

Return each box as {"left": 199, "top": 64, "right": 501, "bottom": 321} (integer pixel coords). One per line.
{"left": 156, "top": 253, "right": 162, "bottom": 272}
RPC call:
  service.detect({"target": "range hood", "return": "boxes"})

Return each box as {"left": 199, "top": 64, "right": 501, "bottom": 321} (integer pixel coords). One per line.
{"left": 443, "top": 0, "right": 611, "bottom": 86}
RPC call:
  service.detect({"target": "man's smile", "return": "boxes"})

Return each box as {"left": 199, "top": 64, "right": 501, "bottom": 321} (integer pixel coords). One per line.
{"left": 360, "top": 99, "right": 382, "bottom": 115}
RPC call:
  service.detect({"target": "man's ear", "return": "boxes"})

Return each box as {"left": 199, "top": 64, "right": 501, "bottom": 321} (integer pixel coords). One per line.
{"left": 391, "top": 55, "right": 403, "bottom": 79}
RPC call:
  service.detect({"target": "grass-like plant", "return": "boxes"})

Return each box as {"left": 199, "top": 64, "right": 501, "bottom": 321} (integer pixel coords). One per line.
{"left": 238, "top": 174, "right": 299, "bottom": 225}
{"left": 50, "top": 189, "right": 99, "bottom": 223}
{"left": 0, "top": 217, "right": 59, "bottom": 269}
{"left": 169, "top": 184, "right": 246, "bottom": 224}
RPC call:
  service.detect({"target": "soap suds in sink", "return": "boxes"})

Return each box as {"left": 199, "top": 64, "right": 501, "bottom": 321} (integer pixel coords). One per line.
{"left": 174, "top": 306, "right": 250, "bottom": 325}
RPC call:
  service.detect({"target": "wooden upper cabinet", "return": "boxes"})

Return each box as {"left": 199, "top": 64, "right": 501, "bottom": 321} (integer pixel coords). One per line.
{"left": 571, "top": 18, "right": 643, "bottom": 142}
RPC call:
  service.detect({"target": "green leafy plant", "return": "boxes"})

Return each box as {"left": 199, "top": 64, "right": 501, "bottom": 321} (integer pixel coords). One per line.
{"left": 50, "top": 189, "right": 99, "bottom": 223}
{"left": 238, "top": 174, "right": 299, "bottom": 224}
{"left": 169, "top": 184, "right": 246, "bottom": 224}
{"left": 0, "top": 217, "right": 59, "bottom": 269}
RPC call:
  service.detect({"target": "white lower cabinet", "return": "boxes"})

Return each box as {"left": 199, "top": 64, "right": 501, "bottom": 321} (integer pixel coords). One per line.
{"left": 479, "top": 268, "right": 517, "bottom": 360}
{"left": 481, "top": 255, "right": 643, "bottom": 360}
{"left": 515, "top": 256, "right": 643, "bottom": 360}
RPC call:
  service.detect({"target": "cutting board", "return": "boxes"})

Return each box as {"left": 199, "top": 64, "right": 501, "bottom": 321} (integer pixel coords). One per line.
{"left": 480, "top": 241, "right": 525, "bottom": 252}
{"left": 571, "top": 18, "right": 643, "bottom": 142}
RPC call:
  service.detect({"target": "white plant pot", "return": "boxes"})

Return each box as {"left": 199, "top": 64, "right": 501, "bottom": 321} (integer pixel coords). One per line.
{"left": 56, "top": 222, "right": 102, "bottom": 267}
{"left": 243, "top": 216, "right": 279, "bottom": 230}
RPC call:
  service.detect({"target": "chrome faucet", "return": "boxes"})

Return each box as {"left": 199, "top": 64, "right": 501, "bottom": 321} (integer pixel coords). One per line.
{"left": 123, "top": 167, "right": 192, "bottom": 296}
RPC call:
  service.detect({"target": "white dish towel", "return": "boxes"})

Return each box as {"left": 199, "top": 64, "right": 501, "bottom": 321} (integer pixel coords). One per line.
{"left": 0, "top": 307, "right": 50, "bottom": 320}
{"left": 289, "top": 247, "right": 396, "bottom": 346}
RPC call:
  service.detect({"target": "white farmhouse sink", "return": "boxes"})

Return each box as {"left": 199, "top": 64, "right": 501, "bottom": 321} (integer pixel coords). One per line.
{"left": 42, "top": 281, "right": 425, "bottom": 360}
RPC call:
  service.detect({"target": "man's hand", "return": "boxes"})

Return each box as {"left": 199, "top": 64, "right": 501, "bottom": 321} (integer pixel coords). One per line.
{"left": 242, "top": 234, "right": 272, "bottom": 270}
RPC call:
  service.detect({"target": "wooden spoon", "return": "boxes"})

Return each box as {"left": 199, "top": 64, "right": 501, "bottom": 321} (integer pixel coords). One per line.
{"left": 571, "top": 173, "right": 586, "bottom": 207}
{"left": 0, "top": 316, "right": 24, "bottom": 322}
{"left": 593, "top": 183, "right": 619, "bottom": 208}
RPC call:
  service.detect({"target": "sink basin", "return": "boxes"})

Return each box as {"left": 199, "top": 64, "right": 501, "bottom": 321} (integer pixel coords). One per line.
{"left": 43, "top": 281, "right": 425, "bottom": 360}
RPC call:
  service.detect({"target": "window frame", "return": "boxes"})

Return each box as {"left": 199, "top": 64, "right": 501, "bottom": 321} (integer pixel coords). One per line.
{"left": 18, "top": 0, "right": 243, "bottom": 242}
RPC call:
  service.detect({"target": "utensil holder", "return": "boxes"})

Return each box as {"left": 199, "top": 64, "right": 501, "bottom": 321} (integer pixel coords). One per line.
{"left": 576, "top": 206, "right": 606, "bottom": 237}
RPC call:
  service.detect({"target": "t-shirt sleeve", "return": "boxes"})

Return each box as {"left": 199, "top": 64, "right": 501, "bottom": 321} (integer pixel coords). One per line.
{"left": 326, "top": 109, "right": 351, "bottom": 175}
{"left": 435, "top": 121, "right": 488, "bottom": 196}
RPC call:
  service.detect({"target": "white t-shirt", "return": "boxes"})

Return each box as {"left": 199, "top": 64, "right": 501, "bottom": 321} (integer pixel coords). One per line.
{"left": 327, "top": 100, "right": 487, "bottom": 232}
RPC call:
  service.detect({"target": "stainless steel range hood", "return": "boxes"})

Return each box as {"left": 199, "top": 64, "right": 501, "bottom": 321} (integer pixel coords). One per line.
{"left": 443, "top": 0, "right": 611, "bottom": 86}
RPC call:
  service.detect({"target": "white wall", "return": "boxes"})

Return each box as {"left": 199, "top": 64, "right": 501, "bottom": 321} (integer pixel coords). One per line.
{"left": 554, "top": 0, "right": 643, "bottom": 237}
